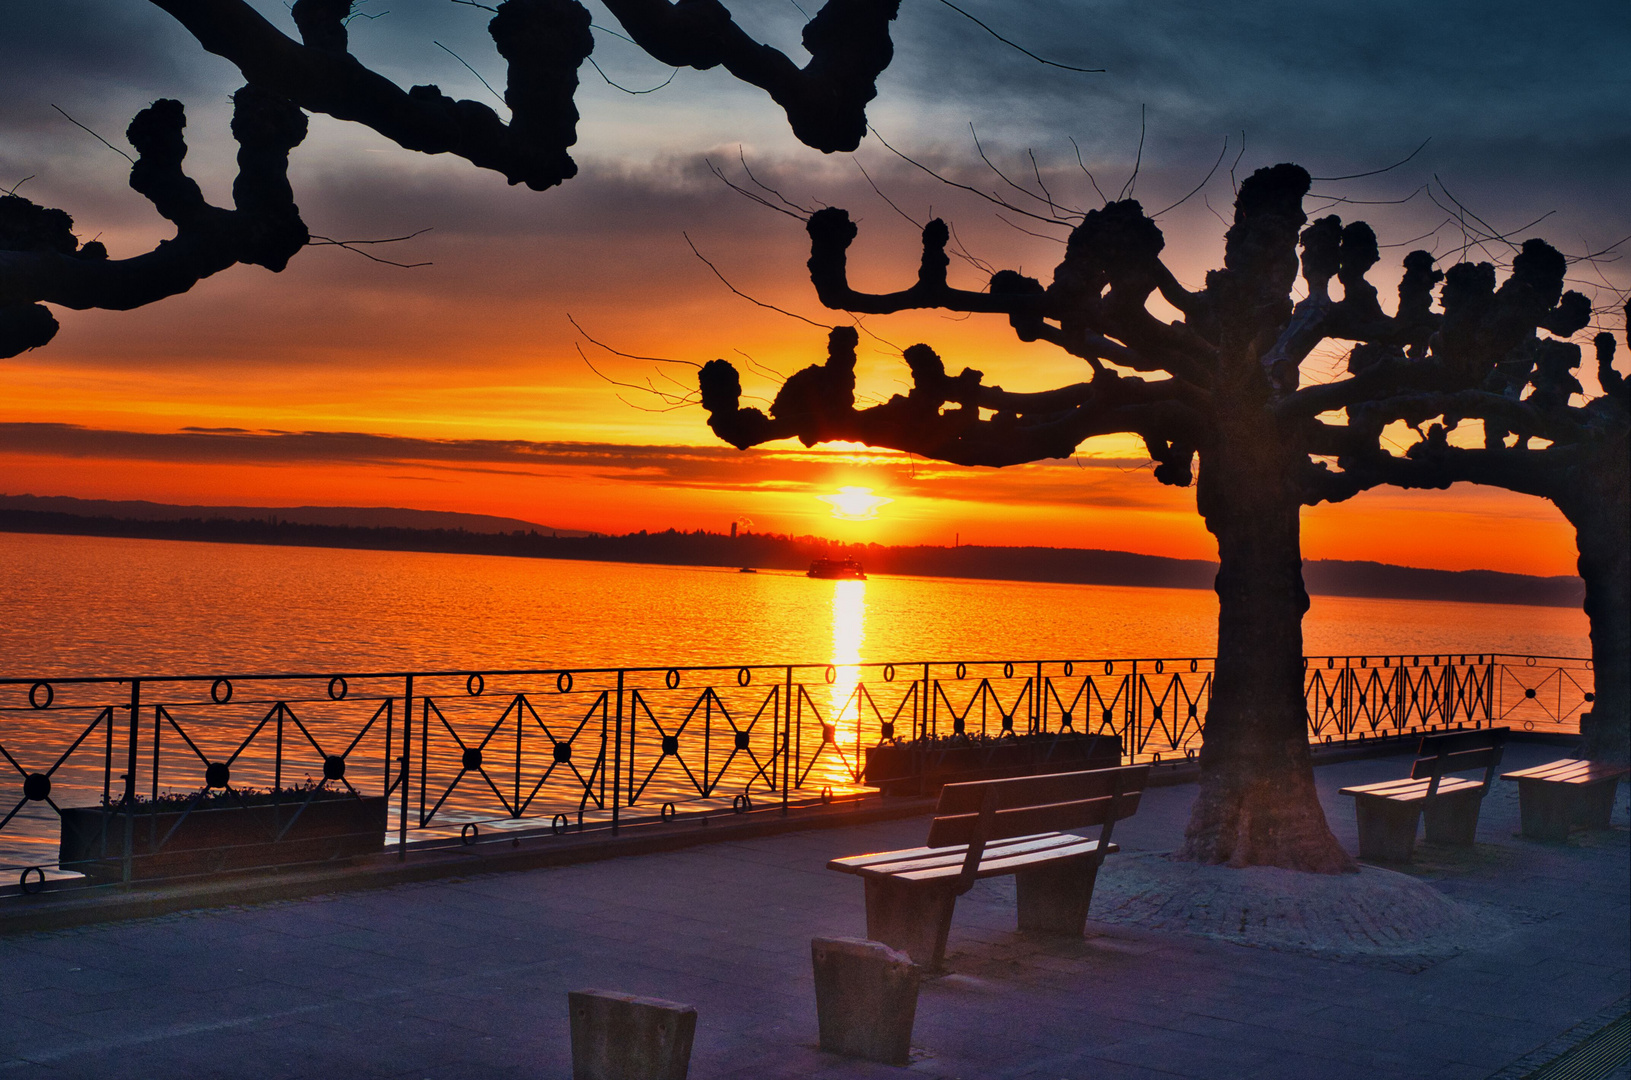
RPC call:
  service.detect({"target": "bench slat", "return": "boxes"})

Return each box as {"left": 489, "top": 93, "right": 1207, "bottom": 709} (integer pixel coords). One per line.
{"left": 926, "top": 791, "right": 1144, "bottom": 848}
{"left": 827, "top": 833, "right": 1068, "bottom": 875}
{"left": 1418, "top": 727, "right": 1508, "bottom": 756}
{"left": 934, "top": 764, "right": 1150, "bottom": 815}
{"left": 1502, "top": 759, "right": 1630, "bottom": 784}
{"left": 891, "top": 838, "right": 1116, "bottom": 884}
{"left": 1410, "top": 746, "right": 1500, "bottom": 780}
{"left": 1340, "top": 776, "right": 1483, "bottom": 802}
{"left": 850, "top": 832, "right": 1091, "bottom": 879}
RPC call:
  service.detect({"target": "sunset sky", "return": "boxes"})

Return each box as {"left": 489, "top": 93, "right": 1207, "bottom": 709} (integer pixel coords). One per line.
{"left": 2, "top": 1, "right": 1626, "bottom": 575}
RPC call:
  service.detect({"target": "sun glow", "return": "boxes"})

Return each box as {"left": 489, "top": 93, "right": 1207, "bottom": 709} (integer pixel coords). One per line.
{"left": 817, "top": 486, "right": 892, "bottom": 521}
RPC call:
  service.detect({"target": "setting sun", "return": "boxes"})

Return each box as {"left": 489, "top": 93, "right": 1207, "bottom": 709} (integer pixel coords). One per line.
{"left": 817, "top": 487, "right": 893, "bottom": 521}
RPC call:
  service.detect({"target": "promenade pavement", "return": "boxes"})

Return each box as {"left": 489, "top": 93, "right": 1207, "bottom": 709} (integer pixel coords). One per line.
{"left": 1, "top": 742, "right": 1626, "bottom": 1079}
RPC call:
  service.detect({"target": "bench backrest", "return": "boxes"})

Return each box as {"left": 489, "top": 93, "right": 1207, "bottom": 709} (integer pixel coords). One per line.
{"left": 926, "top": 763, "right": 1151, "bottom": 849}
{"left": 1410, "top": 727, "right": 1508, "bottom": 794}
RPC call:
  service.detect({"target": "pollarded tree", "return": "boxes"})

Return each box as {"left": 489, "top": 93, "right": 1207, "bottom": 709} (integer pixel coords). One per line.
{"left": 1, "top": 0, "right": 901, "bottom": 357}
{"left": 1330, "top": 302, "right": 1629, "bottom": 764}
{"left": 698, "top": 164, "right": 1598, "bottom": 872}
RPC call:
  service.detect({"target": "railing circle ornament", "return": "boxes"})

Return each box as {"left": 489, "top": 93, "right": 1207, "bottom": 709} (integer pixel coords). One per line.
{"left": 461, "top": 823, "right": 479, "bottom": 846}
{"left": 661, "top": 802, "right": 676, "bottom": 822}
{"left": 552, "top": 813, "right": 568, "bottom": 835}
{"left": 821, "top": 786, "right": 833, "bottom": 804}
{"left": 23, "top": 773, "right": 51, "bottom": 801}
{"left": 737, "top": 667, "right": 751, "bottom": 687}
{"left": 556, "top": 672, "right": 573, "bottom": 694}
{"left": 1152, "top": 752, "right": 1162, "bottom": 763}
{"left": 1525, "top": 656, "right": 1536, "bottom": 667}
{"left": 205, "top": 761, "right": 231, "bottom": 788}
{"left": 1154, "top": 659, "right": 1164, "bottom": 674}
{"left": 1104, "top": 661, "right": 1114, "bottom": 675}
{"left": 1327, "top": 657, "right": 1335, "bottom": 669}
{"left": 882, "top": 664, "right": 895, "bottom": 682}
{"left": 1187, "top": 748, "right": 1196, "bottom": 759}
{"left": 28, "top": 682, "right": 52, "bottom": 710}
{"left": 1584, "top": 691, "right": 1596, "bottom": 702}
{"left": 955, "top": 663, "right": 967, "bottom": 680}
{"left": 1524, "top": 720, "right": 1535, "bottom": 731}
{"left": 19, "top": 867, "right": 45, "bottom": 895}
{"left": 1063, "top": 661, "right": 1073, "bottom": 677}
{"left": 732, "top": 793, "right": 751, "bottom": 814}
{"left": 666, "top": 668, "right": 681, "bottom": 689}
{"left": 210, "top": 678, "right": 233, "bottom": 704}
{"left": 328, "top": 676, "right": 348, "bottom": 701}
{"left": 1003, "top": 662, "right": 1014, "bottom": 679}
{"left": 323, "top": 755, "right": 346, "bottom": 781}
{"left": 1190, "top": 659, "right": 1198, "bottom": 673}
{"left": 1360, "top": 657, "right": 1368, "bottom": 668}
{"left": 466, "top": 673, "right": 484, "bottom": 697}
{"left": 825, "top": 665, "right": 837, "bottom": 684}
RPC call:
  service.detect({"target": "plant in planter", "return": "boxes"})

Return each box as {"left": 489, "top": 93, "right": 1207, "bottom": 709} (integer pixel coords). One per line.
{"left": 862, "top": 731, "right": 1122, "bottom": 796}
{"left": 59, "top": 760, "right": 388, "bottom": 882}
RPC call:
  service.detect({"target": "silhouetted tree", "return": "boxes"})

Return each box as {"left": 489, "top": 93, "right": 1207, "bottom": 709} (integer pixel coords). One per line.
{"left": 1330, "top": 302, "right": 1629, "bottom": 765}
{"left": 1, "top": 0, "right": 899, "bottom": 357}
{"left": 699, "top": 164, "right": 1608, "bottom": 871}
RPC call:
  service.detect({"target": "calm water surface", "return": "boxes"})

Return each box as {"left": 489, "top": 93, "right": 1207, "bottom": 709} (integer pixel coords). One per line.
{"left": 0, "top": 532, "right": 1590, "bottom": 677}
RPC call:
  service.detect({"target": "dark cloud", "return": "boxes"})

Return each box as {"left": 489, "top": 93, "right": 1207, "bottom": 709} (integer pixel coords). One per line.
{"left": 0, "top": 422, "right": 1164, "bottom": 508}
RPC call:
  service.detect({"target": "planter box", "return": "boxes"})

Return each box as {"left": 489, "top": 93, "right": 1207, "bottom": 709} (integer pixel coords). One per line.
{"left": 862, "top": 733, "right": 1121, "bottom": 796}
{"left": 59, "top": 795, "right": 389, "bottom": 882}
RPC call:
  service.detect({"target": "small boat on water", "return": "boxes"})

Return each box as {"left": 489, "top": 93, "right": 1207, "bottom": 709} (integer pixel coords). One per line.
{"left": 807, "top": 558, "right": 866, "bottom": 580}
{"left": 738, "top": 567, "right": 757, "bottom": 573}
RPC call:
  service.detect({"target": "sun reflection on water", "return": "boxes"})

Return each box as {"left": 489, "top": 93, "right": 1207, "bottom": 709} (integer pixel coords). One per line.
{"left": 827, "top": 579, "right": 866, "bottom": 742}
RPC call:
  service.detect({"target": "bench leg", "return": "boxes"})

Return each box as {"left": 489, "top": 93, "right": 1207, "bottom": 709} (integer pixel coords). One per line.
{"left": 863, "top": 878, "right": 956, "bottom": 972}
{"left": 1516, "top": 779, "right": 1573, "bottom": 842}
{"left": 1423, "top": 788, "right": 1485, "bottom": 846}
{"left": 1015, "top": 856, "right": 1099, "bottom": 936}
{"left": 1353, "top": 795, "right": 1420, "bottom": 862}
{"left": 1572, "top": 778, "right": 1621, "bottom": 830}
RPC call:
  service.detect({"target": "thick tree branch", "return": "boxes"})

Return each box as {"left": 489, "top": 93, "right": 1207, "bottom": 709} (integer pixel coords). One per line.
{"left": 0, "top": 86, "right": 308, "bottom": 358}
{"left": 600, "top": 0, "right": 899, "bottom": 153}
{"left": 151, "top": 0, "right": 897, "bottom": 192}
{"left": 698, "top": 326, "right": 1205, "bottom": 474}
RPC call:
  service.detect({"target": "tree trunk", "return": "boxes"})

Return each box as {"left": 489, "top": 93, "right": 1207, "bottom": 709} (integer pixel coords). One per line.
{"left": 1560, "top": 446, "right": 1630, "bottom": 765}
{"left": 1178, "top": 407, "right": 1356, "bottom": 872}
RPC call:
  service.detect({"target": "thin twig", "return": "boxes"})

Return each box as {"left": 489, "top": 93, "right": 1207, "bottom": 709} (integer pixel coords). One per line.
{"left": 1310, "top": 139, "right": 1430, "bottom": 182}
{"left": 931, "top": 0, "right": 1103, "bottom": 72}
{"left": 1118, "top": 105, "right": 1145, "bottom": 201}
{"left": 307, "top": 229, "right": 433, "bottom": 268}
{"left": 684, "top": 233, "right": 834, "bottom": 328}
{"left": 586, "top": 56, "right": 678, "bottom": 95}
{"left": 868, "top": 127, "right": 1074, "bottom": 226}
{"left": 434, "top": 41, "right": 507, "bottom": 107}
{"left": 568, "top": 313, "right": 700, "bottom": 367}
{"left": 51, "top": 105, "right": 134, "bottom": 163}
{"left": 1070, "top": 137, "right": 1109, "bottom": 206}
{"left": 1152, "top": 136, "right": 1229, "bottom": 218}
{"left": 706, "top": 159, "right": 808, "bottom": 222}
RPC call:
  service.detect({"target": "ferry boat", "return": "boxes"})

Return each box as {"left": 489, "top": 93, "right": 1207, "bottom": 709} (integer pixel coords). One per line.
{"left": 807, "top": 558, "right": 866, "bottom": 580}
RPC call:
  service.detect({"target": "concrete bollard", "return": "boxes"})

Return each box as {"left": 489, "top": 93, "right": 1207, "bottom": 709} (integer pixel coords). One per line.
{"left": 568, "top": 989, "right": 697, "bottom": 1080}
{"left": 811, "top": 937, "right": 919, "bottom": 1066}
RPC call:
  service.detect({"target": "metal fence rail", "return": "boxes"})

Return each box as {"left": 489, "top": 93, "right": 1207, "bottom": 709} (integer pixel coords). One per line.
{"left": 0, "top": 652, "right": 1592, "bottom": 886}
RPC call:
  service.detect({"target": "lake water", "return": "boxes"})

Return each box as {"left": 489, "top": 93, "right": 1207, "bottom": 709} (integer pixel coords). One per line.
{"left": 0, "top": 532, "right": 1594, "bottom": 876}
{"left": 0, "top": 532, "right": 1591, "bottom": 677}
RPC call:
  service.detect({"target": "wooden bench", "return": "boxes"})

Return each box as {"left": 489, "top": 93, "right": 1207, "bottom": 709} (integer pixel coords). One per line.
{"left": 1501, "top": 758, "right": 1629, "bottom": 842}
{"left": 827, "top": 763, "right": 1149, "bottom": 970}
{"left": 1339, "top": 727, "right": 1508, "bottom": 862}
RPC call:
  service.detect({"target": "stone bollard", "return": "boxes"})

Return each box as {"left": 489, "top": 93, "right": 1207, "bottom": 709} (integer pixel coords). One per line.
{"left": 567, "top": 989, "right": 697, "bottom": 1080}
{"left": 811, "top": 937, "right": 919, "bottom": 1066}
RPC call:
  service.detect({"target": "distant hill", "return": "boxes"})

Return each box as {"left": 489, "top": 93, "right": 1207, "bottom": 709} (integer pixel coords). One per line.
{"left": 0, "top": 498, "right": 1585, "bottom": 609}
{"left": 0, "top": 494, "right": 593, "bottom": 537}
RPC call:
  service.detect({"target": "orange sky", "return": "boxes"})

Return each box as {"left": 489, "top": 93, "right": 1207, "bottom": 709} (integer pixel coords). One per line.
{"left": 3, "top": 6, "right": 1623, "bottom": 580}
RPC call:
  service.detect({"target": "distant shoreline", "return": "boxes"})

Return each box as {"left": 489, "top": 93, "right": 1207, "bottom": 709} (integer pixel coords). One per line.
{"left": 0, "top": 505, "right": 1585, "bottom": 610}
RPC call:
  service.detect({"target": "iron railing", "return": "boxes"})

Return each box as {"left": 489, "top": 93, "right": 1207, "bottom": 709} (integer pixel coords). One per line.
{"left": 0, "top": 652, "right": 1592, "bottom": 887}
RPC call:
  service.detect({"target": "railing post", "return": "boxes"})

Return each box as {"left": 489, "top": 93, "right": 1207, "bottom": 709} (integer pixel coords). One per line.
{"left": 399, "top": 674, "right": 412, "bottom": 861}
{"left": 922, "top": 663, "right": 931, "bottom": 739}
{"left": 612, "top": 669, "right": 624, "bottom": 833}
{"left": 782, "top": 666, "right": 792, "bottom": 815}
{"left": 122, "top": 679, "right": 141, "bottom": 884}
